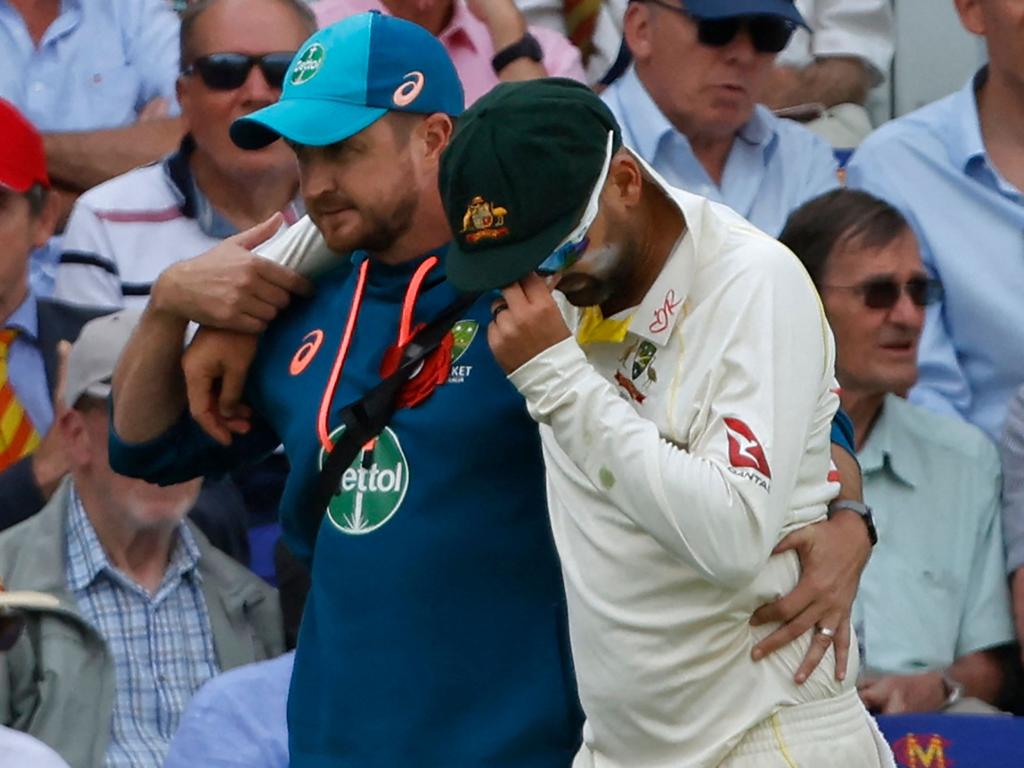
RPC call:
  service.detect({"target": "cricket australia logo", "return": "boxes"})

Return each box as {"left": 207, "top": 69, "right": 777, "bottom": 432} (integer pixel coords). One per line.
{"left": 319, "top": 426, "right": 409, "bottom": 535}
{"left": 448, "top": 319, "right": 477, "bottom": 384}
{"left": 614, "top": 340, "right": 658, "bottom": 404}
{"left": 290, "top": 43, "right": 325, "bottom": 85}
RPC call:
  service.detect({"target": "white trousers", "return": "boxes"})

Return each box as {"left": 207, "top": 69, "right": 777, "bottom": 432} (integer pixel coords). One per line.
{"left": 719, "top": 690, "right": 896, "bottom": 768}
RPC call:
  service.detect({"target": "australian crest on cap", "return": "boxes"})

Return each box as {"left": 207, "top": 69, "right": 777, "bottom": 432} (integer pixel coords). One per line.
{"left": 291, "top": 42, "right": 325, "bottom": 86}
{"left": 461, "top": 196, "right": 509, "bottom": 244}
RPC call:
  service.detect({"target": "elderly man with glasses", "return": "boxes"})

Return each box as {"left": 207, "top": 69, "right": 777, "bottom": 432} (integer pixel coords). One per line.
{"left": 602, "top": 0, "right": 839, "bottom": 236}
{"left": 781, "top": 189, "right": 1015, "bottom": 715}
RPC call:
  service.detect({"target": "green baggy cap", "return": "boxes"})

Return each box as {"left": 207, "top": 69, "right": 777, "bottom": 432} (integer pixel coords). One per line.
{"left": 439, "top": 78, "right": 622, "bottom": 292}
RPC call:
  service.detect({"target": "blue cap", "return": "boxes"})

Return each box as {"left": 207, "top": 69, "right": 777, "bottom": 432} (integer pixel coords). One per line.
{"left": 683, "top": 0, "right": 805, "bottom": 26}
{"left": 231, "top": 12, "right": 465, "bottom": 150}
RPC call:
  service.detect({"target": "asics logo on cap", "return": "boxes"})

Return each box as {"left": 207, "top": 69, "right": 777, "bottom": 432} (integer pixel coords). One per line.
{"left": 393, "top": 71, "right": 425, "bottom": 107}
{"left": 290, "top": 43, "right": 325, "bottom": 86}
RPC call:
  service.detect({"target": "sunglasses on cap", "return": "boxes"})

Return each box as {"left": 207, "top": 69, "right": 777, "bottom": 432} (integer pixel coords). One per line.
{"left": 640, "top": 0, "right": 797, "bottom": 54}
{"left": 823, "top": 276, "right": 944, "bottom": 310}
{"left": 536, "top": 131, "right": 616, "bottom": 277}
{"left": 182, "top": 52, "right": 295, "bottom": 91}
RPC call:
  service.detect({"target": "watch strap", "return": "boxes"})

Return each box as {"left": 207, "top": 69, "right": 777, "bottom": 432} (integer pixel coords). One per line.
{"left": 491, "top": 32, "right": 543, "bottom": 73}
{"left": 941, "top": 671, "right": 965, "bottom": 708}
{"left": 828, "top": 499, "right": 878, "bottom": 546}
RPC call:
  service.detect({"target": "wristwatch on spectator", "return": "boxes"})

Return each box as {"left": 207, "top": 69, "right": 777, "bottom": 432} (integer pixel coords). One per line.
{"left": 941, "top": 670, "right": 965, "bottom": 708}
{"left": 827, "top": 499, "right": 878, "bottom": 546}
{"left": 492, "top": 33, "right": 543, "bottom": 74}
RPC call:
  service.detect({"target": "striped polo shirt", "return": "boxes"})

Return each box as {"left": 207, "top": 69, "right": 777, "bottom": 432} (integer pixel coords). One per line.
{"left": 54, "top": 138, "right": 301, "bottom": 310}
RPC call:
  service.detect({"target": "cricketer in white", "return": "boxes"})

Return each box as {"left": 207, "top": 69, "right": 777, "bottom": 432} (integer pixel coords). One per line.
{"left": 504, "top": 159, "right": 894, "bottom": 767}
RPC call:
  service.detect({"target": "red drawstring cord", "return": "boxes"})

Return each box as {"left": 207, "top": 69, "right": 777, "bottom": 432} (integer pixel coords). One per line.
{"left": 398, "top": 256, "right": 438, "bottom": 346}
{"left": 316, "top": 256, "right": 439, "bottom": 452}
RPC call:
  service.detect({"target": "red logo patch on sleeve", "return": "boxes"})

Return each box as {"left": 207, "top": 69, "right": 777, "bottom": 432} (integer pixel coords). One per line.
{"left": 724, "top": 417, "right": 772, "bottom": 480}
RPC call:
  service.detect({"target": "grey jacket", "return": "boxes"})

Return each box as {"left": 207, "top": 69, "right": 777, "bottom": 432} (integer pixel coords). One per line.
{"left": 0, "top": 480, "right": 285, "bottom": 768}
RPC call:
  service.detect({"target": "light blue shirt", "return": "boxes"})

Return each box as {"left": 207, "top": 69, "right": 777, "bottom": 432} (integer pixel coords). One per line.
{"left": 164, "top": 652, "right": 293, "bottom": 768}
{"left": 602, "top": 67, "right": 839, "bottom": 236}
{"left": 3, "top": 292, "right": 53, "bottom": 435}
{"left": 999, "top": 385, "right": 1024, "bottom": 574}
{"left": 853, "top": 395, "right": 1014, "bottom": 675}
{"left": 0, "top": 725, "right": 71, "bottom": 768}
{"left": 0, "top": 0, "right": 180, "bottom": 132}
{"left": 847, "top": 69, "right": 1024, "bottom": 441}
{"left": 66, "top": 488, "right": 220, "bottom": 768}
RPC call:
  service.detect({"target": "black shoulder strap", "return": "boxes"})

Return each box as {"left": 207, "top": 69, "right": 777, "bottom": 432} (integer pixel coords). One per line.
{"left": 302, "top": 291, "right": 480, "bottom": 547}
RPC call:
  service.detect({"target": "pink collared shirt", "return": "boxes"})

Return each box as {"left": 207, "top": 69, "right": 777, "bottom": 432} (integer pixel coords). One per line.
{"left": 314, "top": 0, "right": 586, "bottom": 106}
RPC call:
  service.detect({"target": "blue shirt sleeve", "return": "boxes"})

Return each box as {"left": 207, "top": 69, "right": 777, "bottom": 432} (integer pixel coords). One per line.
{"left": 108, "top": 406, "right": 279, "bottom": 486}
{"left": 1001, "top": 387, "right": 1024, "bottom": 574}
{"left": 163, "top": 655, "right": 292, "bottom": 768}
{"left": 830, "top": 408, "right": 856, "bottom": 457}
{"left": 125, "top": 0, "right": 181, "bottom": 113}
{"left": 847, "top": 139, "right": 972, "bottom": 423}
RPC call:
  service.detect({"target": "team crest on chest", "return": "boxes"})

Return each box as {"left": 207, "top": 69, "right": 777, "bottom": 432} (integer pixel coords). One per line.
{"left": 615, "top": 341, "right": 659, "bottom": 404}
{"left": 448, "top": 319, "right": 477, "bottom": 383}
{"left": 319, "top": 426, "right": 410, "bottom": 535}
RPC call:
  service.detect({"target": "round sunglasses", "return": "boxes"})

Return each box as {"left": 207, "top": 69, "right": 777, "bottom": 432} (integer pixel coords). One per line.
{"left": 182, "top": 52, "right": 296, "bottom": 91}
{"left": 823, "top": 276, "right": 944, "bottom": 310}
{"left": 640, "top": 0, "right": 797, "bottom": 54}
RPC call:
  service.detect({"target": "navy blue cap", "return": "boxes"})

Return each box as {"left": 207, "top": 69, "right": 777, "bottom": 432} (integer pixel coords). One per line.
{"left": 683, "top": 0, "right": 805, "bottom": 26}
{"left": 231, "top": 12, "right": 465, "bottom": 150}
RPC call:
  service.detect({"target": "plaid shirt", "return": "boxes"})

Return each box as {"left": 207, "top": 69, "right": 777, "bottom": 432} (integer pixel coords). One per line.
{"left": 66, "top": 487, "right": 219, "bottom": 768}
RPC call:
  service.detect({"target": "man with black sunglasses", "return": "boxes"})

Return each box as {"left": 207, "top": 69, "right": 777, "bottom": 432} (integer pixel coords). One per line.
{"left": 781, "top": 189, "right": 1015, "bottom": 715}
{"left": 54, "top": 0, "right": 314, "bottom": 312}
{"left": 602, "top": 0, "right": 839, "bottom": 236}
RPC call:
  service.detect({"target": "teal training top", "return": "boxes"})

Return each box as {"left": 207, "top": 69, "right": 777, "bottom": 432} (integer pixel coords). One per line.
{"left": 110, "top": 250, "right": 583, "bottom": 767}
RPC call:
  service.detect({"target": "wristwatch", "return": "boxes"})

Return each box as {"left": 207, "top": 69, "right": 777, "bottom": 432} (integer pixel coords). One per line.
{"left": 941, "top": 670, "right": 965, "bottom": 708}
{"left": 827, "top": 499, "right": 878, "bottom": 546}
{"left": 492, "top": 32, "right": 543, "bottom": 74}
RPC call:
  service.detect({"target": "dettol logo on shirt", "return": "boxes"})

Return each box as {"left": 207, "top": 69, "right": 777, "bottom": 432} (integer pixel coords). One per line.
{"left": 320, "top": 427, "right": 409, "bottom": 535}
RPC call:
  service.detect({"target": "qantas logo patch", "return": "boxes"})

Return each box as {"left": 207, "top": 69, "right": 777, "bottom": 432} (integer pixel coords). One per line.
{"left": 724, "top": 417, "right": 771, "bottom": 488}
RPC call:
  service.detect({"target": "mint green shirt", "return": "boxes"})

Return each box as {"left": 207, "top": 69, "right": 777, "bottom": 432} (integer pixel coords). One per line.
{"left": 853, "top": 394, "right": 1014, "bottom": 675}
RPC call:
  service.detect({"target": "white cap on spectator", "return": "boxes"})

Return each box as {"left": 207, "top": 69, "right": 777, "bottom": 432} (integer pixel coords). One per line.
{"left": 64, "top": 309, "right": 143, "bottom": 409}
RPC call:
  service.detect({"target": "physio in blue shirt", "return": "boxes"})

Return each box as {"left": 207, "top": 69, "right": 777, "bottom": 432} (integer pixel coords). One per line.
{"left": 602, "top": 0, "right": 839, "bottom": 236}
{"left": 111, "top": 16, "right": 582, "bottom": 767}
{"left": 111, "top": 14, "right": 873, "bottom": 767}
{"left": 847, "top": 2, "right": 1024, "bottom": 441}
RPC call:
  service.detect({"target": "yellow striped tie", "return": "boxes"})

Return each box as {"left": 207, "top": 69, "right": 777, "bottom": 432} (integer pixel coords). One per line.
{"left": 0, "top": 329, "right": 41, "bottom": 472}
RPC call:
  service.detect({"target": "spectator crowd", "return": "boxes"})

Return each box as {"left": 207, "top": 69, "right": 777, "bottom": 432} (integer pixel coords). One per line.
{"left": 1, "top": 0, "right": 1022, "bottom": 766}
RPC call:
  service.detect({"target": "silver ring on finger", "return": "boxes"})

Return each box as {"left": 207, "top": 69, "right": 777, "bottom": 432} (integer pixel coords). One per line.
{"left": 491, "top": 301, "right": 509, "bottom": 321}
{"left": 815, "top": 625, "right": 836, "bottom": 639}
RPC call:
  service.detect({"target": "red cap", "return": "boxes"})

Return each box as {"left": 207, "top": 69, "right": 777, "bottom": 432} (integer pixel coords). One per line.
{"left": 0, "top": 99, "right": 49, "bottom": 193}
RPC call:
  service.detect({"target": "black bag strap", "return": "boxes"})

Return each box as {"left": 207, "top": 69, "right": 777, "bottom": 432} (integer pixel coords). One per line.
{"left": 302, "top": 291, "right": 480, "bottom": 545}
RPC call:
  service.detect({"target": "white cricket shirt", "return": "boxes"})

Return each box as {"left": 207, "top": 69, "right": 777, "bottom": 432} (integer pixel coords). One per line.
{"left": 508, "top": 169, "right": 852, "bottom": 767}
